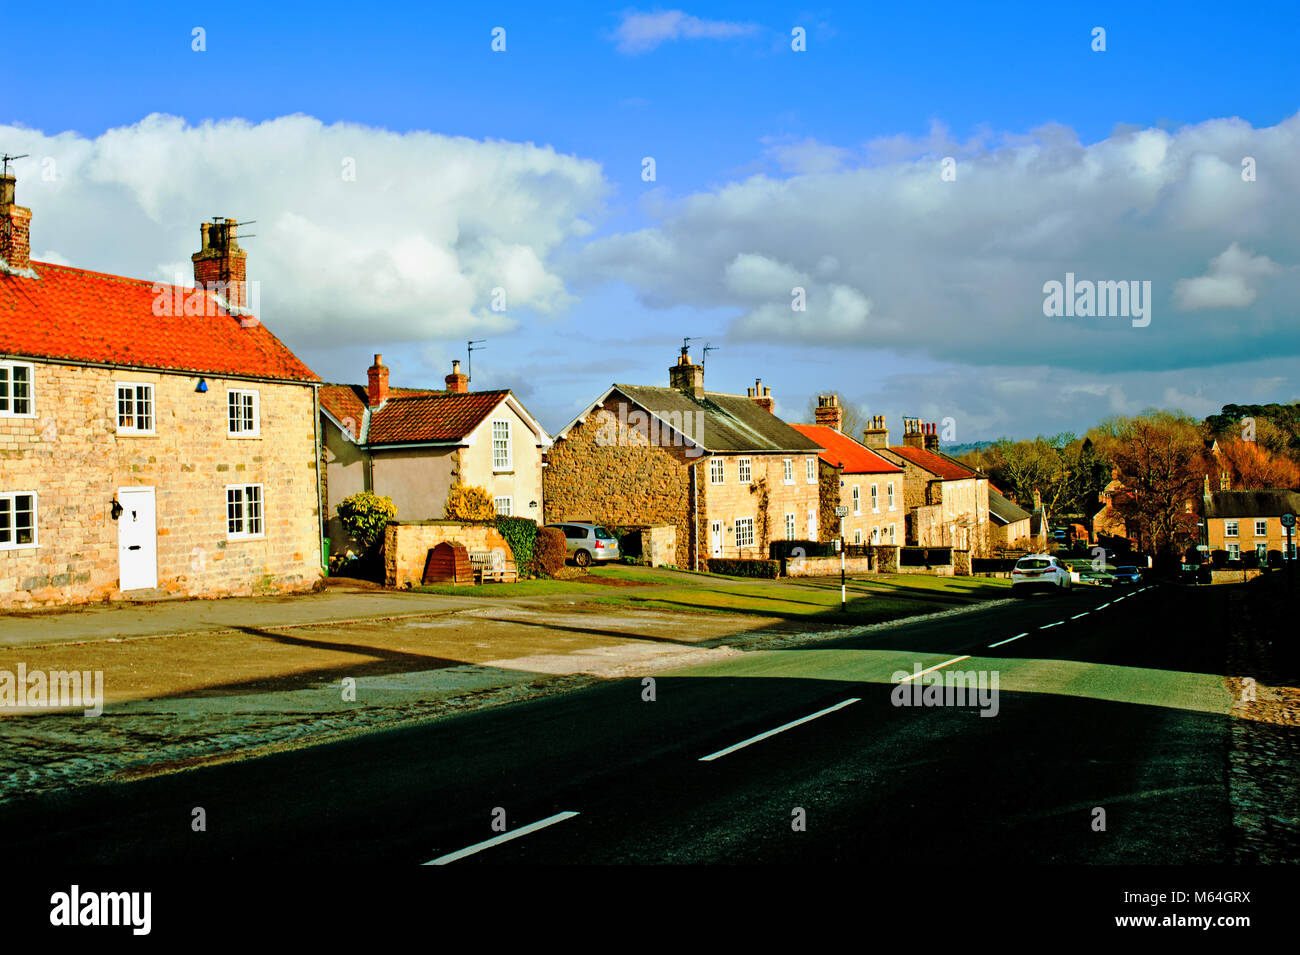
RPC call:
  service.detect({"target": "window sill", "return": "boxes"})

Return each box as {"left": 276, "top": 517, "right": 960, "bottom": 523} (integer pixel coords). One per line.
{"left": 226, "top": 534, "right": 265, "bottom": 542}
{"left": 0, "top": 542, "right": 38, "bottom": 552}
{"left": 227, "top": 432, "right": 262, "bottom": 439}
{"left": 0, "top": 412, "right": 38, "bottom": 420}
{"left": 117, "top": 430, "right": 157, "bottom": 437}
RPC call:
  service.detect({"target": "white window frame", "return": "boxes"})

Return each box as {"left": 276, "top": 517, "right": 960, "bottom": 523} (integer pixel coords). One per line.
{"left": 1224, "top": 520, "right": 1238, "bottom": 538}
{"left": 1227, "top": 542, "right": 1239, "bottom": 560}
{"left": 889, "top": 523, "right": 896, "bottom": 543}
{"left": 783, "top": 458, "right": 794, "bottom": 484}
{"left": 806, "top": 458, "right": 816, "bottom": 483}
{"left": 887, "top": 481, "right": 896, "bottom": 511}
{"left": 226, "top": 388, "right": 260, "bottom": 437}
{"left": 115, "top": 382, "right": 156, "bottom": 434}
{"left": 1254, "top": 520, "right": 1268, "bottom": 537}
{"left": 807, "top": 508, "right": 816, "bottom": 540}
{"left": 1256, "top": 542, "right": 1267, "bottom": 560}
{"left": 709, "top": 458, "right": 725, "bottom": 484}
{"left": 226, "top": 483, "right": 265, "bottom": 540}
{"left": 0, "top": 361, "right": 35, "bottom": 418}
{"left": 494, "top": 495, "right": 512, "bottom": 517}
{"left": 492, "top": 420, "right": 512, "bottom": 471}
{"left": 737, "top": 457, "right": 752, "bottom": 483}
{"left": 854, "top": 529, "right": 862, "bottom": 545}
{"left": 870, "top": 483, "right": 879, "bottom": 513}
{"left": 785, "top": 512, "right": 796, "bottom": 539}
{"left": 0, "top": 490, "right": 38, "bottom": 550}
{"left": 735, "top": 517, "right": 755, "bottom": 549}
{"left": 852, "top": 485, "right": 861, "bottom": 515}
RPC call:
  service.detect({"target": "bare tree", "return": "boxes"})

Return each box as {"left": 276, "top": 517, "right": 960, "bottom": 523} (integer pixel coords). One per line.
{"left": 803, "top": 391, "right": 864, "bottom": 437}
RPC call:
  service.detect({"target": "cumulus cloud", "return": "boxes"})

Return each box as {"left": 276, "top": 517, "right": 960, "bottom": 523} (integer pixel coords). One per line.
{"left": 2, "top": 113, "right": 607, "bottom": 346}
{"left": 573, "top": 112, "right": 1300, "bottom": 373}
{"left": 1174, "top": 242, "right": 1283, "bottom": 310}
{"left": 612, "top": 10, "right": 759, "bottom": 54}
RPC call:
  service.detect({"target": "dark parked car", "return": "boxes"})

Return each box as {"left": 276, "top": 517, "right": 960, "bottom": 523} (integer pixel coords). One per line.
{"left": 1111, "top": 565, "right": 1141, "bottom": 586}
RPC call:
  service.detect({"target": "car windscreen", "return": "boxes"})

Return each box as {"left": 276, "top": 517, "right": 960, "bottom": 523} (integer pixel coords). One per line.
{"left": 1117, "top": 566, "right": 1137, "bottom": 574}
{"left": 1016, "top": 559, "right": 1050, "bottom": 569}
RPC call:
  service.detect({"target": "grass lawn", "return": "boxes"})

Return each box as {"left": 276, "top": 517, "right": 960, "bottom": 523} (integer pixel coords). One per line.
{"left": 413, "top": 562, "right": 1010, "bottom": 626}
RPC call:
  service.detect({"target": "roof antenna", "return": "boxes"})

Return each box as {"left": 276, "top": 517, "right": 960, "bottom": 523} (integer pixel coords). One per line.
{"left": 702, "top": 342, "right": 719, "bottom": 368}
{"left": 467, "top": 339, "right": 486, "bottom": 383}
{"left": 1, "top": 153, "right": 29, "bottom": 177}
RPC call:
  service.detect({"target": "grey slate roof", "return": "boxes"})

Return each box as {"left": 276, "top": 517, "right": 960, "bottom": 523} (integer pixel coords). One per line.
{"left": 1204, "top": 489, "right": 1300, "bottom": 519}
{"left": 612, "top": 384, "right": 824, "bottom": 454}
{"left": 988, "top": 489, "right": 1032, "bottom": 525}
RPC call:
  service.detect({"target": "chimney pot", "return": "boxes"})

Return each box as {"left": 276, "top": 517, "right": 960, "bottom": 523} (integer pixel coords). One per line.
{"left": 814, "top": 393, "right": 844, "bottom": 432}
{"left": 192, "top": 216, "right": 249, "bottom": 312}
{"left": 669, "top": 349, "right": 705, "bottom": 399}
{"left": 445, "top": 358, "right": 469, "bottom": 394}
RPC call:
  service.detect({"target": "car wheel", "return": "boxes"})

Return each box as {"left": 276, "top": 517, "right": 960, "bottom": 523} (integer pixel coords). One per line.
{"left": 574, "top": 549, "right": 592, "bottom": 568}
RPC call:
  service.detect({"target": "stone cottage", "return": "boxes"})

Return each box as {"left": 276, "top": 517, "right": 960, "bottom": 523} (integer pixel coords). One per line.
{"left": 544, "top": 348, "right": 824, "bottom": 568}
{"left": 0, "top": 173, "right": 323, "bottom": 608}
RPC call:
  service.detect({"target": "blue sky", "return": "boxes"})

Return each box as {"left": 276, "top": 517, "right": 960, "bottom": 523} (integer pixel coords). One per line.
{"left": 4, "top": 2, "right": 1299, "bottom": 441}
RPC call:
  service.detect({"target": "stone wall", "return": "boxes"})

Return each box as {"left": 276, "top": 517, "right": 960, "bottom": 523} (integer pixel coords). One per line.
{"left": 641, "top": 524, "right": 677, "bottom": 567}
{"left": 782, "top": 555, "right": 875, "bottom": 577}
{"left": 384, "top": 521, "right": 514, "bottom": 588}
{"left": 0, "top": 361, "right": 322, "bottom": 608}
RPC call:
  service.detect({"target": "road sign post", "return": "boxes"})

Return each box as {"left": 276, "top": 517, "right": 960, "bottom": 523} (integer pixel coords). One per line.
{"left": 1283, "top": 513, "right": 1295, "bottom": 585}
{"left": 835, "top": 505, "right": 849, "bottom": 611}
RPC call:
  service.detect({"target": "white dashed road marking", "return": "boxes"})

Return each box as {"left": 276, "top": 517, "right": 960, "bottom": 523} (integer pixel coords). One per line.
{"left": 699, "top": 698, "right": 861, "bottom": 762}
{"left": 1040, "top": 621, "right": 1063, "bottom": 629}
{"left": 423, "top": 811, "right": 580, "bottom": 865}
{"left": 988, "top": 633, "right": 1028, "bottom": 648}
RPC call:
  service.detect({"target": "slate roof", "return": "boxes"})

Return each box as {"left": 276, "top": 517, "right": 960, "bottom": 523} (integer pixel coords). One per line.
{"left": 1203, "top": 489, "right": 1300, "bottom": 519}
{"left": 886, "top": 445, "right": 978, "bottom": 481}
{"left": 610, "top": 384, "right": 823, "bottom": 454}
{"left": 791, "top": 424, "right": 902, "bottom": 474}
{"left": 0, "top": 261, "right": 318, "bottom": 382}
{"left": 320, "top": 383, "right": 511, "bottom": 446}
{"left": 988, "top": 489, "right": 1031, "bottom": 525}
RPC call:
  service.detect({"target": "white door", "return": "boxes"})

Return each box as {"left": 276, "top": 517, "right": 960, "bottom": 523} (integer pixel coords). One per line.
{"left": 118, "top": 487, "right": 158, "bottom": 591}
{"left": 710, "top": 520, "right": 722, "bottom": 558}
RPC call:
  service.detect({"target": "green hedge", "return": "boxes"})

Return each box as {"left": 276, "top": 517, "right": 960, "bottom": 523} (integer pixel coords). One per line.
{"left": 495, "top": 516, "right": 537, "bottom": 574}
{"left": 705, "top": 558, "right": 780, "bottom": 579}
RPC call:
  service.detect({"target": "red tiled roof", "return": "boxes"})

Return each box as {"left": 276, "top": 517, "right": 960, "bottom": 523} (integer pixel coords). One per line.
{"left": 322, "top": 384, "right": 511, "bottom": 445}
{"left": 888, "top": 445, "right": 977, "bottom": 481}
{"left": 792, "top": 424, "right": 901, "bottom": 473}
{"left": 0, "top": 262, "right": 318, "bottom": 382}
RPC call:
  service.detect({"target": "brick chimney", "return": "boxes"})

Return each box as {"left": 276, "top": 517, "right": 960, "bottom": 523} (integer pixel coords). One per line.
{"left": 902, "top": 418, "right": 926, "bottom": 449}
{"left": 747, "top": 379, "right": 774, "bottom": 414}
{"left": 0, "top": 173, "right": 32, "bottom": 273}
{"left": 814, "top": 394, "right": 843, "bottom": 431}
{"left": 367, "top": 354, "right": 389, "bottom": 408}
{"left": 923, "top": 422, "right": 940, "bottom": 452}
{"left": 192, "top": 218, "right": 248, "bottom": 311}
{"left": 668, "top": 347, "right": 705, "bottom": 400}
{"left": 445, "top": 359, "right": 469, "bottom": 394}
{"left": 862, "top": 414, "right": 890, "bottom": 449}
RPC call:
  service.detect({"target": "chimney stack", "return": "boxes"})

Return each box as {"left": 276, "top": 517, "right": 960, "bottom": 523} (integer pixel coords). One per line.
{"left": 445, "top": 359, "right": 469, "bottom": 394}
{"left": 902, "top": 418, "right": 926, "bottom": 449}
{"left": 923, "top": 422, "right": 940, "bottom": 452}
{"left": 814, "top": 394, "right": 843, "bottom": 432}
{"left": 668, "top": 346, "right": 705, "bottom": 400}
{"left": 367, "top": 354, "right": 389, "bottom": 408}
{"left": 862, "top": 414, "right": 890, "bottom": 449}
{"left": 0, "top": 173, "right": 32, "bottom": 273}
{"left": 748, "top": 379, "right": 774, "bottom": 414}
{"left": 192, "top": 218, "right": 249, "bottom": 311}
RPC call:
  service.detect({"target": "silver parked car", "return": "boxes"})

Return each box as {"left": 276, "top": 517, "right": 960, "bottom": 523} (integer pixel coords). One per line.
{"left": 545, "top": 523, "right": 620, "bottom": 567}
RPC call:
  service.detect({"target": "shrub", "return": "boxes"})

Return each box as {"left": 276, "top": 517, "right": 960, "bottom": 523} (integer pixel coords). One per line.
{"left": 444, "top": 484, "right": 497, "bottom": 522}
{"left": 533, "top": 526, "right": 567, "bottom": 577}
{"left": 495, "top": 515, "right": 537, "bottom": 574}
{"left": 705, "top": 558, "right": 780, "bottom": 579}
{"left": 336, "top": 492, "right": 396, "bottom": 555}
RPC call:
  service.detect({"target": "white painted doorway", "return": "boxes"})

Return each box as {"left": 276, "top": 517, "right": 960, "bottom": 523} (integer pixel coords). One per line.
{"left": 710, "top": 520, "right": 723, "bottom": 558}
{"left": 117, "top": 486, "right": 158, "bottom": 591}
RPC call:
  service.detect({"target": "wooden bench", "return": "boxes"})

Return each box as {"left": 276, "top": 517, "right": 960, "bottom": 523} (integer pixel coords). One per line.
{"left": 468, "top": 548, "right": 518, "bottom": 584}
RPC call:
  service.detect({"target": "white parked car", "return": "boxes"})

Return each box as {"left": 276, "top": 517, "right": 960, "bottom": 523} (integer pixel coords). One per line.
{"left": 1012, "top": 555, "right": 1074, "bottom": 596}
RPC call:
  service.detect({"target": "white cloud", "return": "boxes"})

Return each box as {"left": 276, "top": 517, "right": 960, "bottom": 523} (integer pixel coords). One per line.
{"left": 612, "top": 10, "right": 759, "bottom": 54}
{"left": 1174, "top": 242, "right": 1283, "bottom": 310}
{"left": 2, "top": 113, "right": 607, "bottom": 346}
{"left": 573, "top": 111, "right": 1300, "bottom": 372}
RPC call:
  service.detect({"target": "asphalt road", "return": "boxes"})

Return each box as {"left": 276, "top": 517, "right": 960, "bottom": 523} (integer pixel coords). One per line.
{"left": 0, "top": 581, "right": 1242, "bottom": 864}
